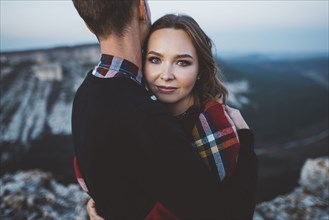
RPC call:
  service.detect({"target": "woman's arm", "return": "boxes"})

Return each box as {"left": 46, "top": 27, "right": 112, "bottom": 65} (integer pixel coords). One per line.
{"left": 223, "top": 105, "right": 258, "bottom": 219}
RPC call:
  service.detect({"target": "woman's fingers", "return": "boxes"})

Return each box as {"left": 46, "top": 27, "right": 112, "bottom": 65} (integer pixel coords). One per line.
{"left": 87, "top": 199, "right": 105, "bottom": 220}
{"left": 224, "top": 105, "right": 249, "bottom": 130}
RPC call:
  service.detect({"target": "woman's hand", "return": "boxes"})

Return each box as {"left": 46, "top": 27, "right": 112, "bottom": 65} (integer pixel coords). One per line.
{"left": 224, "top": 105, "right": 249, "bottom": 130}
{"left": 87, "top": 198, "right": 104, "bottom": 220}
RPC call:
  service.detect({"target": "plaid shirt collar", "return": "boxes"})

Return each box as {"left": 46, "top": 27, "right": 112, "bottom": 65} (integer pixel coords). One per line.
{"left": 92, "top": 54, "right": 143, "bottom": 86}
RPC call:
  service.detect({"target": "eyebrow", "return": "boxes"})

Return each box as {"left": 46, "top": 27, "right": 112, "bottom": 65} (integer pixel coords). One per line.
{"left": 147, "top": 51, "right": 194, "bottom": 59}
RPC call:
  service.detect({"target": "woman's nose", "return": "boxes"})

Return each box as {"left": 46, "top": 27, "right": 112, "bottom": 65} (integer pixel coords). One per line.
{"left": 160, "top": 64, "right": 175, "bottom": 81}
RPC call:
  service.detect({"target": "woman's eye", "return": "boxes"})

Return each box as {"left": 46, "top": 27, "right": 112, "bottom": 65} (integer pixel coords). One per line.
{"left": 177, "top": 60, "right": 191, "bottom": 67}
{"left": 148, "top": 57, "right": 161, "bottom": 64}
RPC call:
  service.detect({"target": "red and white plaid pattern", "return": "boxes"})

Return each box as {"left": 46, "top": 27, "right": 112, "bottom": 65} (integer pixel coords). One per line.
{"left": 92, "top": 54, "right": 143, "bottom": 86}
{"left": 73, "top": 156, "right": 88, "bottom": 193}
{"left": 192, "top": 101, "right": 240, "bottom": 182}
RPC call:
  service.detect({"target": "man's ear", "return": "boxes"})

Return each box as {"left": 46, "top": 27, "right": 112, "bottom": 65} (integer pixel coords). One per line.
{"left": 138, "top": 0, "right": 148, "bottom": 22}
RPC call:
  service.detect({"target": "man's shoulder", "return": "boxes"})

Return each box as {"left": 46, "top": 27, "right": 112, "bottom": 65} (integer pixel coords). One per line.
{"left": 74, "top": 72, "right": 145, "bottom": 100}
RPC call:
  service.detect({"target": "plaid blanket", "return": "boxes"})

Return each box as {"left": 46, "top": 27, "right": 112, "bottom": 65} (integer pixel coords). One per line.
{"left": 192, "top": 101, "right": 240, "bottom": 182}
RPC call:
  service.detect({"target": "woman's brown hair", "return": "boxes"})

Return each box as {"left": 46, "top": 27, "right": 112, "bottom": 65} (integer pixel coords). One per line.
{"left": 144, "top": 14, "right": 228, "bottom": 110}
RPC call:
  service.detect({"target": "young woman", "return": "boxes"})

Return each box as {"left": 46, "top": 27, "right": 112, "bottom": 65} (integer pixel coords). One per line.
{"left": 143, "top": 14, "right": 242, "bottom": 183}
{"left": 84, "top": 14, "right": 257, "bottom": 220}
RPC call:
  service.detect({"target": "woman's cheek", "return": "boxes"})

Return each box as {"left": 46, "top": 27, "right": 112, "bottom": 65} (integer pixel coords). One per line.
{"left": 144, "top": 65, "right": 158, "bottom": 82}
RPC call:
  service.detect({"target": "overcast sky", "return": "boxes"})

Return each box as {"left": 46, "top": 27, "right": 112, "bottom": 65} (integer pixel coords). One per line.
{"left": 1, "top": 0, "right": 328, "bottom": 55}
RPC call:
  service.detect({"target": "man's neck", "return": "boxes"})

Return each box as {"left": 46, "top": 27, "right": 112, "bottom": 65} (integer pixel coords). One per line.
{"left": 100, "top": 30, "right": 143, "bottom": 70}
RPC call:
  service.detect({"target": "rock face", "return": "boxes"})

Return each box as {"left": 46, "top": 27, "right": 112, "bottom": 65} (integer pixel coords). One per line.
{"left": 1, "top": 45, "right": 99, "bottom": 147}
{"left": 299, "top": 157, "right": 329, "bottom": 201}
{"left": 254, "top": 157, "right": 329, "bottom": 220}
{"left": 1, "top": 45, "right": 101, "bottom": 173}
{"left": 0, "top": 170, "right": 90, "bottom": 219}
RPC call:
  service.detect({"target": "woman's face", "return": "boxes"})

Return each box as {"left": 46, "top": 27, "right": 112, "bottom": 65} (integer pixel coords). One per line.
{"left": 144, "top": 28, "right": 199, "bottom": 115}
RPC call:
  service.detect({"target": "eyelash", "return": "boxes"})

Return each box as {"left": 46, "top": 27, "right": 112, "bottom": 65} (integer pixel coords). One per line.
{"left": 147, "top": 56, "right": 192, "bottom": 67}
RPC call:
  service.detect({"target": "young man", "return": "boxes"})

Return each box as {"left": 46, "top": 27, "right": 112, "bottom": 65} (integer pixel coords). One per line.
{"left": 71, "top": 0, "right": 258, "bottom": 219}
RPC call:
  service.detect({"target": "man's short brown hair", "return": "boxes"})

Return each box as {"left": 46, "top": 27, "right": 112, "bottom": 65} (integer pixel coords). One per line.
{"left": 72, "top": 0, "right": 138, "bottom": 39}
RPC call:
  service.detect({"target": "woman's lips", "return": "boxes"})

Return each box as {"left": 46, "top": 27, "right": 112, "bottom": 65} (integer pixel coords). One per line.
{"left": 156, "top": 85, "right": 177, "bottom": 93}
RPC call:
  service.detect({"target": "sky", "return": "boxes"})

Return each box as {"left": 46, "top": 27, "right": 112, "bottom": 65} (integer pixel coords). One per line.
{"left": 1, "top": 0, "right": 328, "bottom": 55}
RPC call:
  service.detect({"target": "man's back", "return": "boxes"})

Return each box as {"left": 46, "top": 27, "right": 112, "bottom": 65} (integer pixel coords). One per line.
{"left": 73, "top": 72, "right": 161, "bottom": 218}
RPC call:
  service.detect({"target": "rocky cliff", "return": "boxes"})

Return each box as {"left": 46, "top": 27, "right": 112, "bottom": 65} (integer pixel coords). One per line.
{"left": 254, "top": 157, "right": 329, "bottom": 220}
{"left": 0, "top": 170, "right": 89, "bottom": 219}
{"left": 1, "top": 157, "right": 327, "bottom": 219}
{"left": 1, "top": 45, "right": 99, "bottom": 147}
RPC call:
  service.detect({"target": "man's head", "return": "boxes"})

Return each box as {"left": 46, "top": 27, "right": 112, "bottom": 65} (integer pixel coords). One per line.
{"left": 72, "top": 0, "right": 151, "bottom": 40}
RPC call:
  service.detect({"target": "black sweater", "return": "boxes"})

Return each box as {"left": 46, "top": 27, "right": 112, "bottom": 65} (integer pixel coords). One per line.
{"left": 72, "top": 71, "right": 258, "bottom": 219}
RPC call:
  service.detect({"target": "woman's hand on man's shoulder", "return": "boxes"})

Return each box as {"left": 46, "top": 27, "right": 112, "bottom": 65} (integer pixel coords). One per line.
{"left": 224, "top": 105, "right": 250, "bottom": 130}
